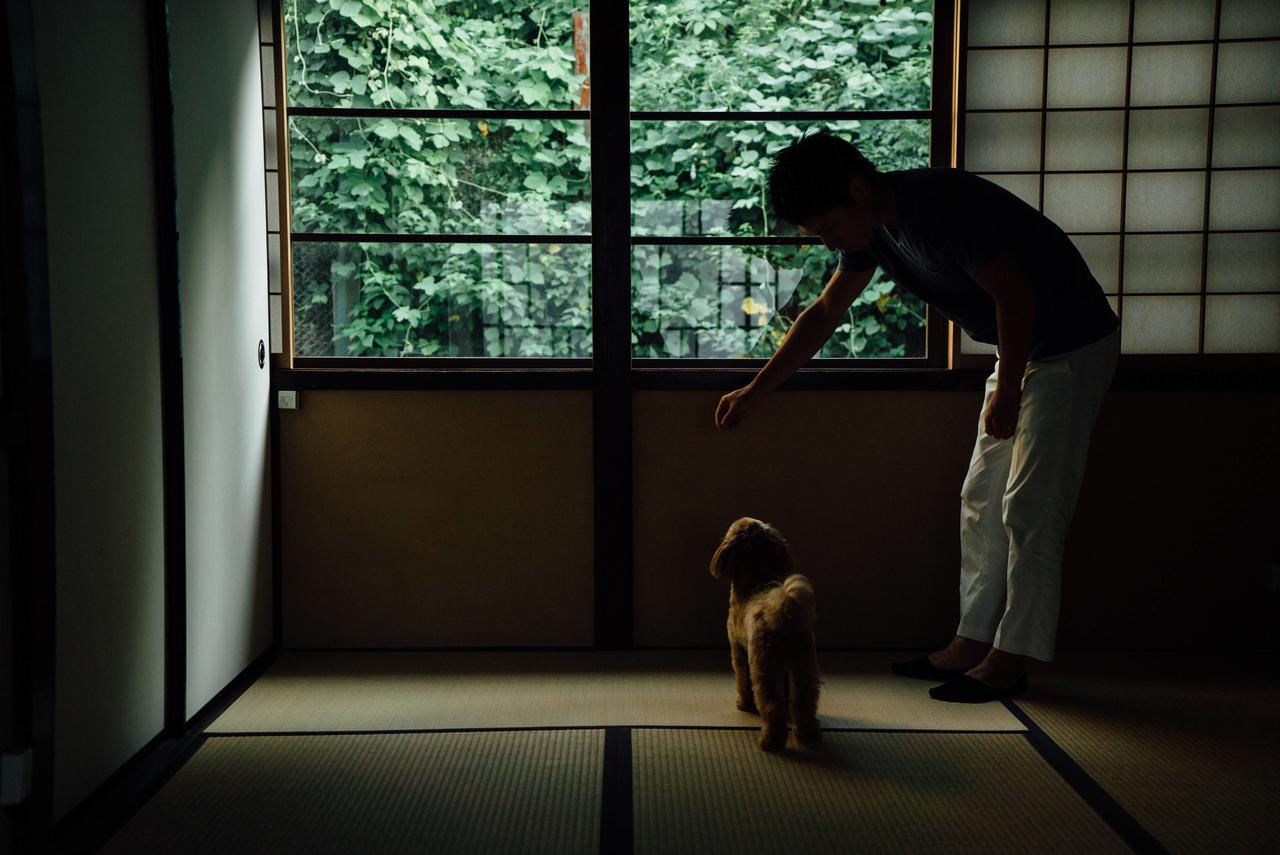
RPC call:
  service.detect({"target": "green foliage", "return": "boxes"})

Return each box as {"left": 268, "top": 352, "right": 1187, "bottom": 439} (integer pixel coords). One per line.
{"left": 285, "top": 0, "right": 932, "bottom": 358}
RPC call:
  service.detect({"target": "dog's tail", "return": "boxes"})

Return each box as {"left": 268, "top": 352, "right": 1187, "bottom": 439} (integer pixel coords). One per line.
{"left": 774, "top": 574, "right": 817, "bottom": 632}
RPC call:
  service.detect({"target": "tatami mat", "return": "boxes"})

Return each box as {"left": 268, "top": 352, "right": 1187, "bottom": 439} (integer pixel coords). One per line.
{"left": 100, "top": 730, "right": 602, "bottom": 855}
{"left": 1015, "top": 652, "right": 1280, "bottom": 855}
{"left": 632, "top": 729, "right": 1128, "bottom": 854}
{"left": 206, "top": 651, "right": 1023, "bottom": 733}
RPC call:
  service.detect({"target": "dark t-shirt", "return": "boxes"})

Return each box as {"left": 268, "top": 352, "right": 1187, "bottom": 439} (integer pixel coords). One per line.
{"left": 839, "top": 168, "right": 1118, "bottom": 359}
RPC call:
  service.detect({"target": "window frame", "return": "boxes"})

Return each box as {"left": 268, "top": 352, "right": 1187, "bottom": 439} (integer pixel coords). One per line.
{"left": 270, "top": 0, "right": 958, "bottom": 379}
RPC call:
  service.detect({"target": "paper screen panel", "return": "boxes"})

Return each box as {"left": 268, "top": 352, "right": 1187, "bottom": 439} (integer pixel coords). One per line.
{"left": 980, "top": 173, "right": 1041, "bottom": 209}
{"left": 966, "top": 49, "right": 1045, "bottom": 110}
{"left": 1216, "top": 42, "right": 1280, "bottom": 104}
{"left": 260, "top": 46, "right": 275, "bottom": 108}
{"left": 263, "top": 111, "right": 278, "bottom": 170}
{"left": 1045, "top": 110, "right": 1125, "bottom": 170}
{"left": 1120, "top": 296, "right": 1201, "bottom": 353}
{"left": 968, "top": 0, "right": 1046, "bottom": 47}
{"left": 1205, "top": 295, "right": 1280, "bottom": 352}
{"left": 1070, "top": 234, "right": 1121, "bottom": 293}
{"left": 1048, "top": 0, "right": 1130, "bottom": 44}
{"left": 1210, "top": 170, "right": 1280, "bottom": 230}
{"left": 1044, "top": 173, "right": 1123, "bottom": 231}
{"left": 1133, "top": 0, "right": 1217, "bottom": 41}
{"left": 964, "top": 112, "right": 1042, "bottom": 172}
{"left": 1130, "top": 44, "right": 1214, "bottom": 107}
{"left": 269, "top": 294, "right": 282, "bottom": 352}
{"left": 268, "top": 238, "right": 281, "bottom": 295}
{"left": 1127, "top": 108, "right": 1210, "bottom": 169}
{"left": 960, "top": 329, "right": 998, "bottom": 355}
{"left": 1212, "top": 106, "right": 1280, "bottom": 168}
{"left": 1126, "top": 172, "right": 1206, "bottom": 232}
{"left": 1123, "top": 234, "right": 1204, "bottom": 293}
{"left": 1207, "top": 232, "right": 1280, "bottom": 292}
{"left": 1219, "top": 0, "right": 1280, "bottom": 38}
{"left": 1047, "top": 48, "right": 1128, "bottom": 108}
{"left": 266, "top": 173, "right": 280, "bottom": 231}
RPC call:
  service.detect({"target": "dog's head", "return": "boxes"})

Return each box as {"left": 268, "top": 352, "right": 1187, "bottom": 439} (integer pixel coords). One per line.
{"left": 709, "top": 517, "right": 793, "bottom": 592}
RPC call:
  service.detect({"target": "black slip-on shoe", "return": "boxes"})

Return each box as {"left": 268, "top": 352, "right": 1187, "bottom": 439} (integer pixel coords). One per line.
{"left": 928, "top": 673, "right": 1028, "bottom": 704}
{"left": 890, "top": 656, "right": 969, "bottom": 682}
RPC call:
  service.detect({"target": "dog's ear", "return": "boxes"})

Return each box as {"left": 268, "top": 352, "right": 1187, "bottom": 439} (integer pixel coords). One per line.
{"left": 709, "top": 538, "right": 733, "bottom": 580}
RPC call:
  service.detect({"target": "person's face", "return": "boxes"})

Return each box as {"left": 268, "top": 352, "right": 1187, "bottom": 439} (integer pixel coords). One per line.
{"left": 796, "top": 175, "right": 876, "bottom": 252}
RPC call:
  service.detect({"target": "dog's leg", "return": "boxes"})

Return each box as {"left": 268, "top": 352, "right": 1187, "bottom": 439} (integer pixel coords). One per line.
{"left": 790, "top": 635, "right": 822, "bottom": 743}
{"left": 748, "top": 631, "right": 788, "bottom": 750}
{"left": 731, "top": 643, "right": 756, "bottom": 712}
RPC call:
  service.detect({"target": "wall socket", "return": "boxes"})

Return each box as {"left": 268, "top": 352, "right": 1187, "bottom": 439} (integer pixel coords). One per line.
{"left": 277, "top": 390, "right": 298, "bottom": 410}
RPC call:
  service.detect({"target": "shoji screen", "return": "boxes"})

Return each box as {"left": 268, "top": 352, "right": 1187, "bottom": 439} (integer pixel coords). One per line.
{"left": 961, "top": 0, "right": 1280, "bottom": 357}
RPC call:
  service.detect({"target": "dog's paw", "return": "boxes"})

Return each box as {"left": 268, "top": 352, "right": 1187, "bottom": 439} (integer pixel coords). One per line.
{"left": 758, "top": 728, "right": 787, "bottom": 751}
{"left": 794, "top": 723, "right": 821, "bottom": 744}
{"left": 736, "top": 696, "right": 758, "bottom": 713}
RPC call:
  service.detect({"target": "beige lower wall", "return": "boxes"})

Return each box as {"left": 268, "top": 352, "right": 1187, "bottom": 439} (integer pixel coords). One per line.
{"left": 636, "top": 390, "right": 1280, "bottom": 652}
{"left": 280, "top": 387, "right": 1279, "bottom": 652}
{"left": 281, "top": 391, "right": 595, "bottom": 647}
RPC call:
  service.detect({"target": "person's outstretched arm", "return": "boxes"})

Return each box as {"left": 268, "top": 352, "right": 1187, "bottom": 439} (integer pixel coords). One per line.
{"left": 715, "top": 265, "right": 876, "bottom": 430}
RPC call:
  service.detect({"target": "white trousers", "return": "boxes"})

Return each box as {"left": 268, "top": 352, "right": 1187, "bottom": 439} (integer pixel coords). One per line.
{"left": 956, "top": 328, "right": 1120, "bottom": 662}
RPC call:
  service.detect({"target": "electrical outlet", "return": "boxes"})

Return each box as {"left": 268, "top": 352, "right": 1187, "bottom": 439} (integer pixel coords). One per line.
{"left": 277, "top": 390, "right": 298, "bottom": 410}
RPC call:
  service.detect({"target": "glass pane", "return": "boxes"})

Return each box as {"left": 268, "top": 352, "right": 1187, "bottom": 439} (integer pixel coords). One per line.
{"left": 979, "top": 173, "right": 1041, "bottom": 209}
{"left": 1130, "top": 44, "right": 1213, "bottom": 107}
{"left": 1207, "top": 232, "right": 1280, "bottom": 292}
{"left": 1045, "top": 110, "right": 1124, "bottom": 170}
{"left": 630, "top": 0, "right": 933, "bottom": 112}
{"left": 966, "top": 49, "right": 1044, "bottom": 110}
{"left": 1043, "top": 173, "right": 1122, "bottom": 231}
{"left": 1047, "top": 47, "right": 1127, "bottom": 108}
{"left": 1133, "top": 0, "right": 1216, "bottom": 41}
{"left": 284, "top": 0, "right": 586, "bottom": 111}
{"left": 1049, "top": 0, "right": 1129, "bottom": 44}
{"left": 1126, "top": 172, "right": 1205, "bottom": 232}
{"left": 1205, "top": 295, "right": 1280, "bottom": 352}
{"left": 630, "top": 120, "right": 929, "bottom": 239}
{"left": 1213, "top": 106, "right": 1280, "bottom": 168}
{"left": 1127, "top": 108, "right": 1209, "bottom": 169}
{"left": 968, "top": 0, "right": 1045, "bottom": 47}
{"left": 1216, "top": 42, "right": 1280, "bottom": 104}
{"left": 289, "top": 117, "right": 590, "bottom": 235}
{"left": 291, "top": 241, "right": 591, "bottom": 358}
{"left": 1220, "top": 0, "right": 1280, "bottom": 38}
{"left": 1120, "top": 296, "right": 1200, "bottom": 353}
{"left": 1069, "top": 234, "right": 1120, "bottom": 293}
{"left": 965, "top": 112, "right": 1042, "bottom": 172}
{"left": 1210, "top": 169, "right": 1280, "bottom": 229}
{"left": 631, "top": 244, "right": 925, "bottom": 359}
{"left": 1123, "top": 233, "right": 1204, "bottom": 293}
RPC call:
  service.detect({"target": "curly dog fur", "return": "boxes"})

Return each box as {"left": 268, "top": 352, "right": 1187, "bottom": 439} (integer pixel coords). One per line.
{"left": 710, "top": 517, "right": 821, "bottom": 750}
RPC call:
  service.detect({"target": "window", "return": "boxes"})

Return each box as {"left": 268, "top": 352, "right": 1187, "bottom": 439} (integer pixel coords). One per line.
{"left": 628, "top": 2, "right": 936, "bottom": 362}
{"left": 961, "top": 0, "right": 1280, "bottom": 359}
{"left": 275, "top": 0, "right": 946, "bottom": 367}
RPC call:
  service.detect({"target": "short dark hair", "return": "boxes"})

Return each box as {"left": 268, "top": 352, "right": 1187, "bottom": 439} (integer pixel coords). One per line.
{"left": 767, "top": 130, "right": 878, "bottom": 226}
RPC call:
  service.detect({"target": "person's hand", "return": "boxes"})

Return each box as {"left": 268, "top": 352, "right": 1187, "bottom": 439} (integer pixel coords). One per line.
{"left": 983, "top": 383, "right": 1021, "bottom": 439}
{"left": 715, "top": 384, "right": 766, "bottom": 430}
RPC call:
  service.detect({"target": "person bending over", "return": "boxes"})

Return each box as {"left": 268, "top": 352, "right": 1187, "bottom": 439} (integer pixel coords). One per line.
{"left": 715, "top": 131, "right": 1119, "bottom": 703}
